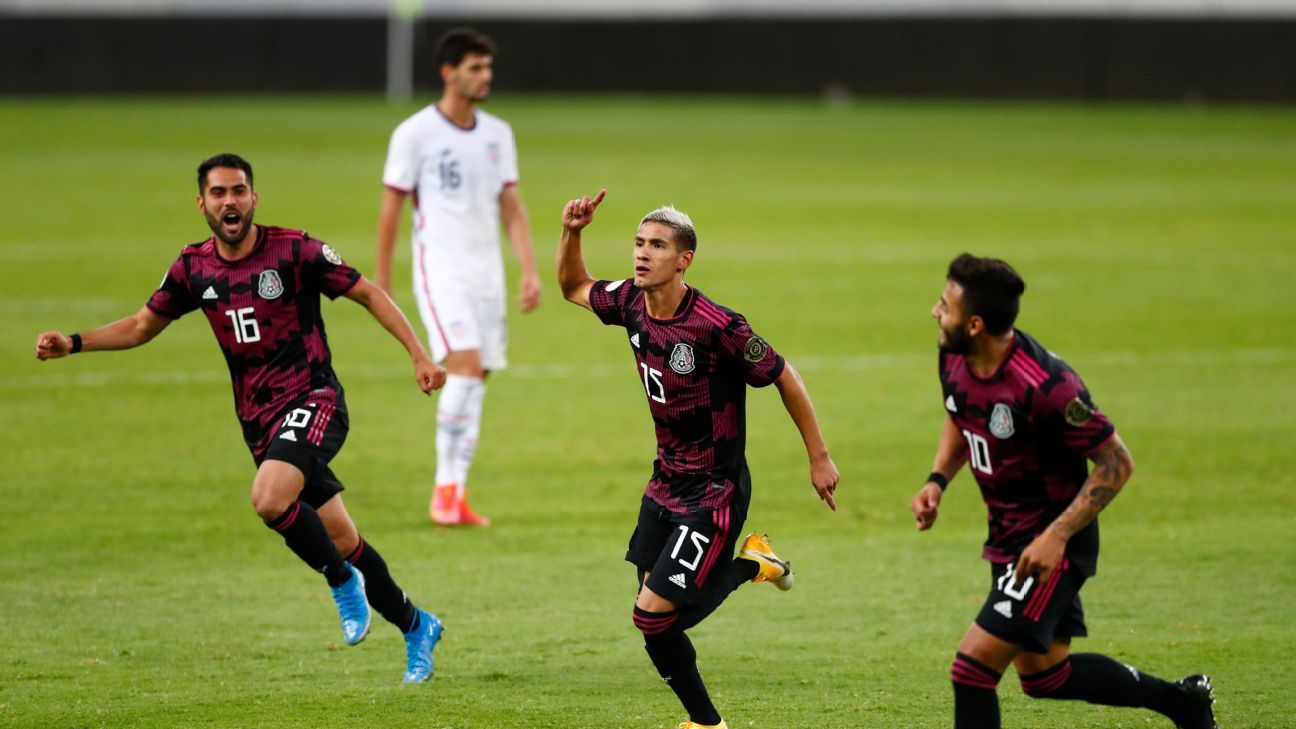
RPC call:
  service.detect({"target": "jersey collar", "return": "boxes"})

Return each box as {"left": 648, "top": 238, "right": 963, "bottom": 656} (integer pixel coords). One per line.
{"left": 433, "top": 103, "right": 478, "bottom": 132}
{"left": 644, "top": 285, "right": 696, "bottom": 324}
{"left": 212, "top": 225, "right": 267, "bottom": 266}
{"left": 966, "top": 330, "right": 1018, "bottom": 382}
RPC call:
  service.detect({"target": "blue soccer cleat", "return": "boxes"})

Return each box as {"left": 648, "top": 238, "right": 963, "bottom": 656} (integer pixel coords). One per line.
{"left": 402, "top": 608, "right": 444, "bottom": 683}
{"left": 330, "top": 563, "right": 371, "bottom": 646}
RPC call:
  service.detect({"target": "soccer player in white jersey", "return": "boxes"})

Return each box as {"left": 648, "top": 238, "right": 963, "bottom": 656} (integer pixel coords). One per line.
{"left": 375, "top": 27, "right": 541, "bottom": 526}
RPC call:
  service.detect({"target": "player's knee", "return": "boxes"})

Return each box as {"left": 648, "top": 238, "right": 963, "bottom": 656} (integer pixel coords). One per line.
{"left": 252, "top": 494, "right": 285, "bottom": 521}
{"left": 444, "top": 351, "right": 484, "bottom": 377}
{"left": 632, "top": 605, "right": 679, "bottom": 637}
{"left": 331, "top": 528, "right": 360, "bottom": 558}
{"left": 251, "top": 487, "right": 294, "bottom": 522}
{"left": 251, "top": 461, "right": 305, "bottom": 521}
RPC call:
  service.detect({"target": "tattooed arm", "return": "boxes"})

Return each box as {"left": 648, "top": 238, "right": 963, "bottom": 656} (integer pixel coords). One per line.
{"left": 1013, "top": 434, "right": 1134, "bottom": 584}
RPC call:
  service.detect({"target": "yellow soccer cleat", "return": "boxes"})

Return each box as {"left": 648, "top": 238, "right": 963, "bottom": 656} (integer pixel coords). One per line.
{"left": 678, "top": 721, "right": 728, "bottom": 729}
{"left": 739, "top": 532, "right": 794, "bottom": 591}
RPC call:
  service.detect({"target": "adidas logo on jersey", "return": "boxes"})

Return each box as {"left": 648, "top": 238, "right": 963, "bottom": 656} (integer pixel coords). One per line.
{"left": 993, "top": 600, "right": 1012, "bottom": 618}
{"left": 668, "top": 573, "right": 687, "bottom": 589}
{"left": 630, "top": 332, "right": 640, "bottom": 348}
{"left": 278, "top": 430, "right": 298, "bottom": 442}
{"left": 202, "top": 286, "right": 218, "bottom": 300}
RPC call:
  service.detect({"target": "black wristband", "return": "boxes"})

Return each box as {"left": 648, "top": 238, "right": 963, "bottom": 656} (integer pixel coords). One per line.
{"left": 926, "top": 471, "right": 949, "bottom": 491}
{"left": 69, "top": 333, "right": 83, "bottom": 354}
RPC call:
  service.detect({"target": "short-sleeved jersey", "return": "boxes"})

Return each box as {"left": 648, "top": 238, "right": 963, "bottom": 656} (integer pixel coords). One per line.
{"left": 940, "top": 329, "right": 1115, "bottom": 575}
{"left": 382, "top": 106, "right": 518, "bottom": 292}
{"left": 590, "top": 280, "right": 786, "bottom": 514}
{"left": 146, "top": 225, "right": 361, "bottom": 458}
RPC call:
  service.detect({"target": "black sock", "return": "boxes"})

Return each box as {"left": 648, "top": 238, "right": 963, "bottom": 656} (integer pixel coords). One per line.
{"left": 264, "top": 501, "right": 350, "bottom": 587}
{"left": 730, "top": 556, "right": 760, "bottom": 588}
{"left": 345, "top": 536, "right": 417, "bottom": 631}
{"left": 951, "top": 652, "right": 1002, "bottom": 729}
{"left": 638, "top": 616, "right": 721, "bottom": 726}
{"left": 1020, "top": 653, "right": 1187, "bottom": 721}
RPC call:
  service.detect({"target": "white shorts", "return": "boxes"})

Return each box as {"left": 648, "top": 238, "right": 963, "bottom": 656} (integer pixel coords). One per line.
{"left": 412, "top": 265, "right": 508, "bottom": 371}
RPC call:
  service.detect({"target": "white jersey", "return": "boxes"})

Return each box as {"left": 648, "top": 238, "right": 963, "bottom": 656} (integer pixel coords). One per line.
{"left": 383, "top": 105, "right": 518, "bottom": 293}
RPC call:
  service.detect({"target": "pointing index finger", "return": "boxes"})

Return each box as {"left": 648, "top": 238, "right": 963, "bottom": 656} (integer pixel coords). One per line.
{"left": 591, "top": 188, "right": 607, "bottom": 207}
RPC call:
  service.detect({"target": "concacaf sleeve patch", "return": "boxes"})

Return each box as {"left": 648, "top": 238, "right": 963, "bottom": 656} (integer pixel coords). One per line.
{"left": 1065, "top": 397, "right": 1095, "bottom": 426}
{"left": 743, "top": 335, "right": 770, "bottom": 362}
{"left": 322, "top": 244, "right": 343, "bottom": 266}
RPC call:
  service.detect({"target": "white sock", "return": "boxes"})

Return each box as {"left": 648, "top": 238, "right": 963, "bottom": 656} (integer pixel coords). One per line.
{"left": 435, "top": 374, "right": 479, "bottom": 487}
{"left": 453, "top": 378, "right": 487, "bottom": 498}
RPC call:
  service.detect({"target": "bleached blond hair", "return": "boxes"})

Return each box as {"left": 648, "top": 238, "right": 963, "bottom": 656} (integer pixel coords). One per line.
{"left": 639, "top": 205, "right": 697, "bottom": 251}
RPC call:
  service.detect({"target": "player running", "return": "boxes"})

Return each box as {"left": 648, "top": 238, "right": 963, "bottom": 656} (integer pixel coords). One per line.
{"left": 375, "top": 27, "right": 540, "bottom": 526}
{"left": 36, "top": 154, "right": 447, "bottom": 683}
{"left": 557, "top": 189, "right": 840, "bottom": 729}
{"left": 910, "top": 253, "right": 1217, "bottom": 728}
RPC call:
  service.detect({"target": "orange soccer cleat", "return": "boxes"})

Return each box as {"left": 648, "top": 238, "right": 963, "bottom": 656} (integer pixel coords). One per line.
{"left": 430, "top": 483, "right": 460, "bottom": 525}
{"left": 739, "top": 532, "right": 794, "bottom": 591}
{"left": 456, "top": 491, "right": 491, "bottom": 527}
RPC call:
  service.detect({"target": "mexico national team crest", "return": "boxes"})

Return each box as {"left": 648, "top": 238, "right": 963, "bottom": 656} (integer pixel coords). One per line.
{"left": 670, "top": 343, "right": 696, "bottom": 374}
{"left": 257, "top": 269, "right": 284, "bottom": 300}
{"left": 989, "top": 403, "right": 1015, "bottom": 439}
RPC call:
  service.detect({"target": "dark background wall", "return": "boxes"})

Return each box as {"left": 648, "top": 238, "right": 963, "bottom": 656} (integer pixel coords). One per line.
{"left": 3, "top": 16, "right": 1294, "bottom": 101}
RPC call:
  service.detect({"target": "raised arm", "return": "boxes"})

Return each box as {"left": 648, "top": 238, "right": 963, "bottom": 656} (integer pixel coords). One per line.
{"left": 344, "top": 276, "right": 446, "bottom": 394}
{"left": 773, "top": 361, "right": 840, "bottom": 511}
{"left": 374, "top": 186, "right": 408, "bottom": 297}
{"left": 500, "top": 184, "right": 541, "bottom": 313}
{"left": 556, "top": 189, "right": 606, "bottom": 311}
{"left": 35, "top": 306, "right": 172, "bottom": 360}
{"left": 1014, "top": 434, "right": 1134, "bottom": 582}
{"left": 909, "top": 415, "right": 970, "bottom": 531}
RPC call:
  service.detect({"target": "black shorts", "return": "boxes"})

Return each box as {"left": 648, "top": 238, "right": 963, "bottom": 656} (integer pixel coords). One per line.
{"left": 975, "top": 558, "right": 1088, "bottom": 654}
{"left": 255, "top": 391, "right": 349, "bottom": 509}
{"left": 625, "top": 474, "right": 752, "bottom": 607}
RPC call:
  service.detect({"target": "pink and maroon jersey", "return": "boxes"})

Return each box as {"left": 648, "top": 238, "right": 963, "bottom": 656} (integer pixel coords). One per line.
{"left": 590, "top": 280, "right": 785, "bottom": 514}
{"left": 146, "top": 226, "right": 361, "bottom": 458}
{"left": 940, "top": 329, "right": 1115, "bottom": 575}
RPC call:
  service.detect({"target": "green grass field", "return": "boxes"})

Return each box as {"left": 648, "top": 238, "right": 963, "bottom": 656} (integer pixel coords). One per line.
{"left": 2, "top": 95, "right": 1294, "bottom": 728}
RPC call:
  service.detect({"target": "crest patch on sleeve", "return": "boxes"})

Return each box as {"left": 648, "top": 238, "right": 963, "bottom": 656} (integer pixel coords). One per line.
{"left": 743, "top": 336, "right": 769, "bottom": 362}
{"left": 322, "top": 244, "right": 343, "bottom": 266}
{"left": 1065, "top": 397, "right": 1095, "bottom": 426}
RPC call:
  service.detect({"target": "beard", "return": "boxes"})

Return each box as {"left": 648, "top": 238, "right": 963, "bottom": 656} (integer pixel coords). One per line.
{"left": 938, "top": 324, "right": 973, "bottom": 355}
{"left": 206, "top": 207, "right": 255, "bottom": 245}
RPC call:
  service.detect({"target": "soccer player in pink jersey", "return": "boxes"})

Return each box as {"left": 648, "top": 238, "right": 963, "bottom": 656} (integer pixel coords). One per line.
{"left": 36, "top": 154, "right": 449, "bottom": 683}
{"left": 557, "top": 189, "right": 840, "bottom": 729}
{"left": 910, "top": 253, "right": 1216, "bottom": 728}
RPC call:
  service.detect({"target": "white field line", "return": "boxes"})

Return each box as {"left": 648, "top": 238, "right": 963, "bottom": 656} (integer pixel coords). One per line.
{"left": 7, "top": 347, "right": 1292, "bottom": 392}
